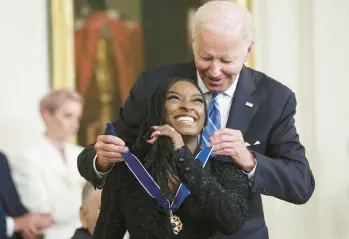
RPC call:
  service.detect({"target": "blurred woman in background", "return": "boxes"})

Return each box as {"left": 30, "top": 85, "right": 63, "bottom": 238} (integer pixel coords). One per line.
{"left": 11, "top": 88, "right": 86, "bottom": 239}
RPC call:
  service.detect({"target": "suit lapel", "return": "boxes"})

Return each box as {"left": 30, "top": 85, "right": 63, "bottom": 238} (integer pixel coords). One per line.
{"left": 226, "top": 66, "right": 259, "bottom": 136}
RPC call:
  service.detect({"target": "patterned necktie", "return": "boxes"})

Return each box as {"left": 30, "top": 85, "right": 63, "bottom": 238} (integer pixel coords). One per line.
{"left": 200, "top": 93, "right": 221, "bottom": 151}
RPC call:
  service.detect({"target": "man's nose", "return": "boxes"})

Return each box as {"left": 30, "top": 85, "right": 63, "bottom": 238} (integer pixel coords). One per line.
{"left": 208, "top": 61, "right": 221, "bottom": 77}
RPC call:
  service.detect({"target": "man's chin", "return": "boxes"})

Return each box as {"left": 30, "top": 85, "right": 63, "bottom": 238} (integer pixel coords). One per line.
{"left": 204, "top": 81, "right": 225, "bottom": 92}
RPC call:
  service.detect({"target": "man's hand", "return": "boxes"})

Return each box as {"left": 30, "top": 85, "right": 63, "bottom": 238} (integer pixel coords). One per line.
{"left": 14, "top": 212, "right": 55, "bottom": 239}
{"left": 209, "top": 128, "right": 256, "bottom": 172}
{"left": 94, "top": 135, "right": 129, "bottom": 171}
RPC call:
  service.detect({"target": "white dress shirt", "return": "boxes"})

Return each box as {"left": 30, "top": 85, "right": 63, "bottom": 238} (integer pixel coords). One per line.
{"left": 6, "top": 216, "right": 14, "bottom": 237}
{"left": 94, "top": 72, "right": 256, "bottom": 183}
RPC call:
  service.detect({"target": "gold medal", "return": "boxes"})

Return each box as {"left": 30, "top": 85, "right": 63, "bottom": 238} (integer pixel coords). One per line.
{"left": 170, "top": 211, "right": 183, "bottom": 235}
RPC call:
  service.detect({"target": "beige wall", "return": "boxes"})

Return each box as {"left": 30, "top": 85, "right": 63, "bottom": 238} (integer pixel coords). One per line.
{"left": 0, "top": 0, "right": 49, "bottom": 159}
{"left": 253, "top": 0, "right": 349, "bottom": 238}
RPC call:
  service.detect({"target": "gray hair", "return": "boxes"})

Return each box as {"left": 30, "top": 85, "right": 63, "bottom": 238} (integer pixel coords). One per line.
{"left": 191, "top": 0, "right": 253, "bottom": 46}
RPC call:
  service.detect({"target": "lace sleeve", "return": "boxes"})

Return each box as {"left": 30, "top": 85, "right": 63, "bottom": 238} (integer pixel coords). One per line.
{"left": 173, "top": 146, "right": 249, "bottom": 235}
{"left": 93, "top": 164, "right": 127, "bottom": 239}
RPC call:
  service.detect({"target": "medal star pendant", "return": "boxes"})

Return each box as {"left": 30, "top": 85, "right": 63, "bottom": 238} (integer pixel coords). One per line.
{"left": 170, "top": 213, "right": 183, "bottom": 235}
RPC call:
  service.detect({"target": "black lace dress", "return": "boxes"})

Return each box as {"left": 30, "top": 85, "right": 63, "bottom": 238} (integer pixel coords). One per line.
{"left": 93, "top": 146, "right": 249, "bottom": 239}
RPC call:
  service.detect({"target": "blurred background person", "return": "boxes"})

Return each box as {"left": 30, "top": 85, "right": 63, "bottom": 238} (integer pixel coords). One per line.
{"left": 0, "top": 151, "right": 55, "bottom": 239}
{"left": 71, "top": 183, "right": 101, "bottom": 239}
{"left": 10, "top": 89, "right": 85, "bottom": 239}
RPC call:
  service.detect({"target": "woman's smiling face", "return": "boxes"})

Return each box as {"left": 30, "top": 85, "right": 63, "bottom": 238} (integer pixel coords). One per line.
{"left": 164, "top": 80, "right": 206, "bottom": 136}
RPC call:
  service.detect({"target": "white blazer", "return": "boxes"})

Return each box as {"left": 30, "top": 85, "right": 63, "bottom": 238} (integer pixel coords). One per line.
{"left": 10, "top": 135, "right": 85, "bottom": 239}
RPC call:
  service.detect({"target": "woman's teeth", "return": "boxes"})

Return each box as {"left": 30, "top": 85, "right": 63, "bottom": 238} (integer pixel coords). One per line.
{"left": 176, "top": 116, "right": 194, "bottom": 123}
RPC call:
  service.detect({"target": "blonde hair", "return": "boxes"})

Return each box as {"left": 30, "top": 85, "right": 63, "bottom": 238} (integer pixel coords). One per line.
{"left": 39, "top": 88, "right": 83, "bottom": 114}
{"left": 192, "top": 0, "right": 253, "bottom": 45}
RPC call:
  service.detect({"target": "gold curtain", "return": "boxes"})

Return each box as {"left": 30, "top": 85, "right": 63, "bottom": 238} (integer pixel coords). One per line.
{"left": 50, "top": 0, "right": 75, "bottom": 89}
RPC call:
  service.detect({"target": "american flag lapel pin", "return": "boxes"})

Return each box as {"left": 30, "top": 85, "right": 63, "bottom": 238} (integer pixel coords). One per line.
{"left": 245, "top": 102, "right": 253, "bottom": 107}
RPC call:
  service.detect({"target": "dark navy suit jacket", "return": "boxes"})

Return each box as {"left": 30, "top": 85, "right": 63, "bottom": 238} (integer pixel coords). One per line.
{"left": 77, "top": 62, "right": 315, "bottom": 239}
{"left": 0, "top": 152, "right": 28, "bottom": 239}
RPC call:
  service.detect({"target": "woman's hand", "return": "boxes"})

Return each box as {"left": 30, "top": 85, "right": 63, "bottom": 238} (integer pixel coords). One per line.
{"left": 147, "top": 125, "right": 184, "bottom": 150}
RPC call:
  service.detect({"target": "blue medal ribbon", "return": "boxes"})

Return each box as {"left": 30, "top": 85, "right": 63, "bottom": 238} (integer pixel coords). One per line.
{"left": 105, "top": 123, "right": 213, "bottom": 212}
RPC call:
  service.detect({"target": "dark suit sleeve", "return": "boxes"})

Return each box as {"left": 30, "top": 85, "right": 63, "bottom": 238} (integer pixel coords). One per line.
{"left": 0, "top": 152, "right": 28, "bottom": 239}
{"left": 77, "top": 74, "right": 148, "bottom": 188}
{"left": 0, "top": 204, "right": 7, "bottom": 239}
{"left": 77, "top": 146, "right": 103, "bottom": 188}
{"left": 0, "top": 152, "right": 28, "bottom": 217}
{"left": 173, "top": 146, "right": 249, "bottom": 235}
{"left": 251, "top": 92, "right": 315, "bottom": 204}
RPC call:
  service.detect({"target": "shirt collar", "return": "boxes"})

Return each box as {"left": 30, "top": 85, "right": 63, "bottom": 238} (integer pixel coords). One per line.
{"left": 196, "top": 71, "right": 239, "bottom": 97}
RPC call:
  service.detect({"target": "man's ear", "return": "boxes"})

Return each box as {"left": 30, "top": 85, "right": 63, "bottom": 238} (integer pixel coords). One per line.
{"left": 191, "top": 37, "right": 197, "bottom": 57}
{"left": 245, "top": 41, "right": 254, "bottom": 62}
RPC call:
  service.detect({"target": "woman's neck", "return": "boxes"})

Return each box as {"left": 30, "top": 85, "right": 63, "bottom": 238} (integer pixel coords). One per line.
{"left": 45, "top": 132, "right": 64, "bottom": 148}
{"left": 182, "top": 135, "right": 198, "bottom": 154}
